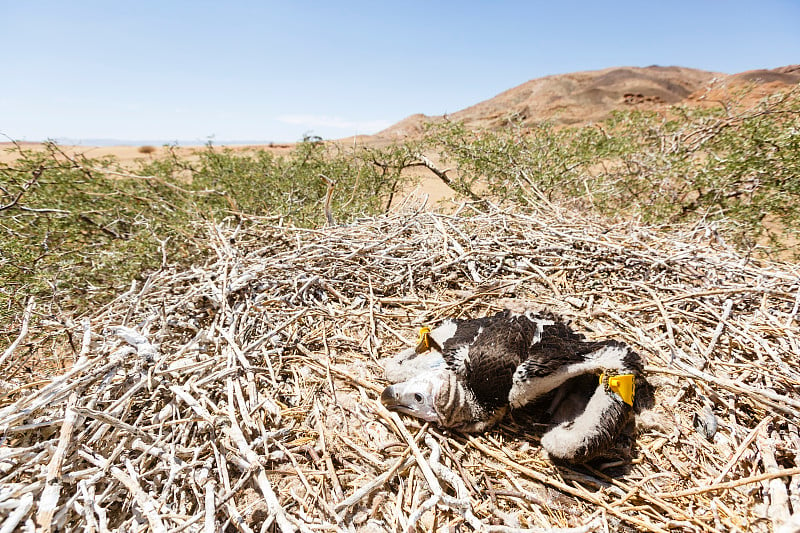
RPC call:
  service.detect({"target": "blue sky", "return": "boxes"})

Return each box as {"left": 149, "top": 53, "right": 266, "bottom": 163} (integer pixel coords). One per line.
{"left": 2, "top": 1, "right": 799, "bottom": 144}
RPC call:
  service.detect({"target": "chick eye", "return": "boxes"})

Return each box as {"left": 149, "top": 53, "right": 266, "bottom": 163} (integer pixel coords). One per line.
{"left": 413, "top": 393, "right": 424, "bottom": 403}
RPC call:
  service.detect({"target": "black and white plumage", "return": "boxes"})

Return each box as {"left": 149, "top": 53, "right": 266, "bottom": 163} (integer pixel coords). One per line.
{"left": 380, "top": 310, "right": 645, "bottom": 463}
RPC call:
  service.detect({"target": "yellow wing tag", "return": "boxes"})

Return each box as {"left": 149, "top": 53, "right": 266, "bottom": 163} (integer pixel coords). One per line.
{"left": 600, "top": 373, "right": 635, "bottom": 406}
{"left": 415, "top": 327, "right": 434, "bottom": 353}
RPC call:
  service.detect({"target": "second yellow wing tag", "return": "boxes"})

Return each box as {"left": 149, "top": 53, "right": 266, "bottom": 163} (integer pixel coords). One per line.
{"left": 600, "top": 373, "right": 635, "bottom": 406}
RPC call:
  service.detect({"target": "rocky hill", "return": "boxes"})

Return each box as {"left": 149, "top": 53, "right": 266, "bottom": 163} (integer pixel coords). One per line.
{"left": 377, "top": 64, "right": 800, "bottom": 138}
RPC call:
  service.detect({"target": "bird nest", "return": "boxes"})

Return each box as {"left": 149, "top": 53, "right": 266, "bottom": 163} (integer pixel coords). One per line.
{"left": 1, "top": 205, "right": 799, "bottom": 532}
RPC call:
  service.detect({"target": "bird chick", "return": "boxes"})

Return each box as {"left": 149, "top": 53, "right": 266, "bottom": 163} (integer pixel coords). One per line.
{"left": 380, "top": 310, "right": 645, "bottom": 462}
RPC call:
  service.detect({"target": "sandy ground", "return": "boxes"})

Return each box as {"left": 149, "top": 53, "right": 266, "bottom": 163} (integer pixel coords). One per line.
{"left": 0, "top": 142, "right": 292, "bottom": 165}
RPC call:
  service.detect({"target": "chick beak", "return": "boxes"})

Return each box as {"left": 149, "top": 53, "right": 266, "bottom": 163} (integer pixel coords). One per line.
{"left": 381, "top": 385, "right": 401, "bottom": 410}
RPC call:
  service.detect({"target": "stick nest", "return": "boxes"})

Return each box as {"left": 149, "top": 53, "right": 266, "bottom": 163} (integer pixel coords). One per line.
{"left": 2, "top": 205, "right": 799, "bottom": 533}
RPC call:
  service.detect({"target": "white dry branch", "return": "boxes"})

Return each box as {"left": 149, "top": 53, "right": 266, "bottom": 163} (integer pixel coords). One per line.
{"left": 0, "top": 296, "right": 34, "bottom": 368}
{"left": 1, "top": 206, "right": 799, "bottom": 532}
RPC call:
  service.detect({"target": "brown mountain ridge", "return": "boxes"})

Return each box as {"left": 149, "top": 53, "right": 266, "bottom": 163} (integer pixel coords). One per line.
{"left": 377, "top": 64, "right": 800, "bottom": 139}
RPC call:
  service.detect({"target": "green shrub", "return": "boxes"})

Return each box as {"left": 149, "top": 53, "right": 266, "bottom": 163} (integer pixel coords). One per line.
{"left": 424, "top": 87, "right": 800, "bottom": 254}
{"left": 0, "top": 138, "right": 419, "bottom": 348}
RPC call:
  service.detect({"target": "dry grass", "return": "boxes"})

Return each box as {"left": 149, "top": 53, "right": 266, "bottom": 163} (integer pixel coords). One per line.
{"left": 1, "top": 201, "right": 799, "bottom": 532}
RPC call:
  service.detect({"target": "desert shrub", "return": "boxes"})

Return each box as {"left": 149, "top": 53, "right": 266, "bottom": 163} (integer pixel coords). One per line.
{"left": 1, "top": 144, "right": 204, "bottom": 333}
{"left": 131, "top": 137, "right": 421, "bottom": 226}
{"left": 424, "top": 87, "right": 800, "bottom": 255}
{"left": 422, "top": 120, "right": 587, "bottom": 207}
{"left": 0, "top": 138, "right": 419, "bottom": 348}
